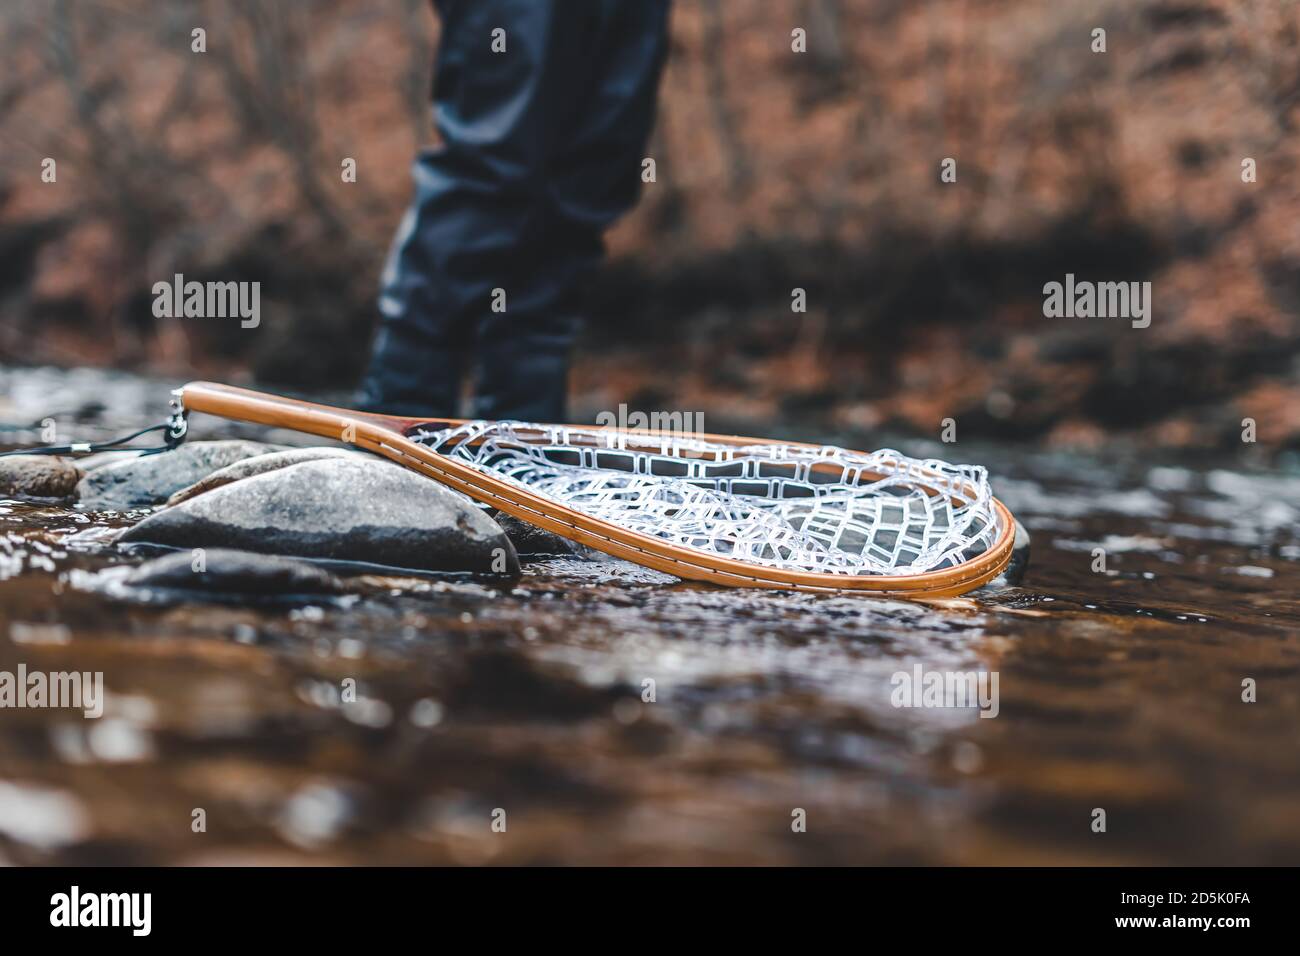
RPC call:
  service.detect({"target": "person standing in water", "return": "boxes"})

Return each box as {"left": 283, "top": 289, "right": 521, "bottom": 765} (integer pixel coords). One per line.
{"left": 357, "top": 0, "right": 673, "bottom": 422}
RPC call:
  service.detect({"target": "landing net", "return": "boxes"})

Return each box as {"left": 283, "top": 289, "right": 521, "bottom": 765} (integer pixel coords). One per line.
{"left": 410, "top": 422, "right": 1001, "bottom": 577}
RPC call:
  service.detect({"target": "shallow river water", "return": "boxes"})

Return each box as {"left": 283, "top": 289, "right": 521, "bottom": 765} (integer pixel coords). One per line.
{"left": 1, "top": 366, "right": 1298, "bottom": 864}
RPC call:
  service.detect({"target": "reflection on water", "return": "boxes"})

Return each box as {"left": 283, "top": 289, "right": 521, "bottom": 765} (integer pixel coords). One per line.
{"left": 0, "top": 366, "right": 1298, "bottom": 864}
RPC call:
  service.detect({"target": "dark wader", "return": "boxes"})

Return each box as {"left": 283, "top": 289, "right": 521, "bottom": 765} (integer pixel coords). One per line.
{"left": 358, "top": 0, "right": 672, "bottom": 421}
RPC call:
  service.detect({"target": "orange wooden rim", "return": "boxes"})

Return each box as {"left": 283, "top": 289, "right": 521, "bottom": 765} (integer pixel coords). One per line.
{"left": 179, "top": 381, "right": 1017, "bottom": 597}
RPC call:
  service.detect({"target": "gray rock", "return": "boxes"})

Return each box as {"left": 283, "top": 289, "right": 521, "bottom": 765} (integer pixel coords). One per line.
{"left": 167, "top": 446, "right": 368, "bottom": 505}
{"left": 75, "top": 449, "right": 148, "bottom": 472}
{"left": 491, "top": 512, "right": 580, "bottom": 558}
{"left": 76, "top": 440, "right": 283, "bottom": 510}
{"left": 0, "top": 455, "right": 82, "bottom": 499}
{"left": 123, "top": 548, "right": 345, "bottom": 596}
{"left": 120, "top": 457, "right": 520, "bottom": 575}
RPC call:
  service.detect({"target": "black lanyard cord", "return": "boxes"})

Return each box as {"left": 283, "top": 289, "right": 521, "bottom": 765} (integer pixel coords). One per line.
{"left": 0, "top": 413, "right": 189, "bottom": 459}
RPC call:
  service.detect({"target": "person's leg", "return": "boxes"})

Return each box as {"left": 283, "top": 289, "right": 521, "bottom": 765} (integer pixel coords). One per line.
{"left": 359, "top": 0, "right": 573, "bottom": 416}
{"left": 548, "top": 0, "right": 673, "bottom": 237}
{"left": 470, "top": 0, "right": 672, "bottom": 423}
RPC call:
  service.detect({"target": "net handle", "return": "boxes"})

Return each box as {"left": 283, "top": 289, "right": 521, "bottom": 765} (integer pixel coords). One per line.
{"left": 179, "top": 381, "right": 465, "bottom": 439}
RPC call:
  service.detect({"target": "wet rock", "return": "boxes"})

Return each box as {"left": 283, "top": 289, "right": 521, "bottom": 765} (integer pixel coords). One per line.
{"left": 123, "top": 549, "right": 346, "bottom": 596}
{"left": 491, "top": 511, "right": 581, "bottom": 558}
{"left": 77, "top": 440, "right": 283, "bottom": 510}
{"left": 1001, "top": 520, "right": 1033, "bottom": 585}
{"left": 168, "top": 446, "right": 369, "bottom": 505}
{"left": 120, "top": 457, "right": 520, "bottom": 574}
{"left": 0, "top": 455, "right": 82, "bottom": 499}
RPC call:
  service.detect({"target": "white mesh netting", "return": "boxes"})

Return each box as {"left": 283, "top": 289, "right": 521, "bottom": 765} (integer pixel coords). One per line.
{"left": 410, "top": 422, "right": 1002, "bottom": 577}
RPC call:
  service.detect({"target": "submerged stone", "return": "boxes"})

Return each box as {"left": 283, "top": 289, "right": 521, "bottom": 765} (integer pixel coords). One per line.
{"left": 490, "top": 511, "right": 582, "bottom": 558}
{"left": 122, "top": 548, "right": 346, "bottom": 596}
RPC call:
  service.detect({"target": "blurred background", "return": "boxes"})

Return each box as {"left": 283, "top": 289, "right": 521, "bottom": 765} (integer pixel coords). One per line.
{"left": 2, "top": 0, "right": 1297, "bottom": 451}
{"left": 1, "top": 0, "right": 1299, "bottom": 868}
